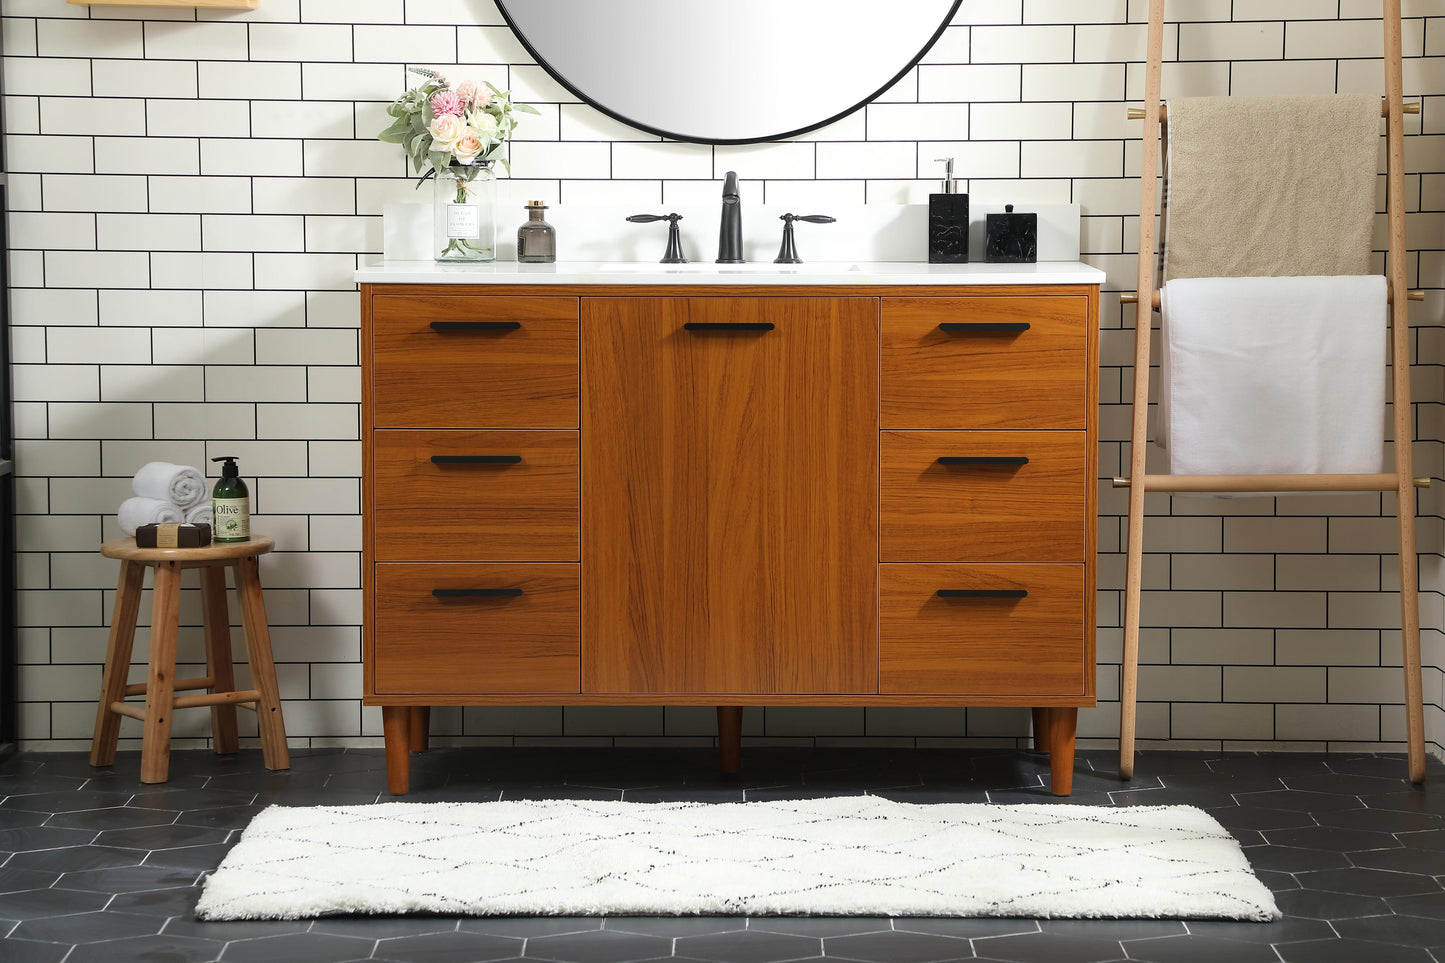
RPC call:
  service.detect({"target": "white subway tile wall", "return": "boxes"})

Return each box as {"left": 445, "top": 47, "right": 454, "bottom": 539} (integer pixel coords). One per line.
{"left": 4, "top": 1, "right": 1443, "bottom": 758}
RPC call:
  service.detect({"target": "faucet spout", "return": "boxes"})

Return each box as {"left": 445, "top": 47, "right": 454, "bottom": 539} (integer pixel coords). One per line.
{"left": 717, "top": 171, "right": 743, "bottom": 263}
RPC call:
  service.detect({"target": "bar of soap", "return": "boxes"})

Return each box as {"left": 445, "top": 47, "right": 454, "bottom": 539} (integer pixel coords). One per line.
{"left": 136, "top": 522, "right": 212, "bottom": 548}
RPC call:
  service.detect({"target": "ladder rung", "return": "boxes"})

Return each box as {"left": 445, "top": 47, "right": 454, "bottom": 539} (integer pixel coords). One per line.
{"left": 1121, "top": 289, "right": 1424, "bottom": 307}
{"left": 1128, "top": 101, "right": 1418, "bottom": 121}
{"left": 1112, "top": 473, "right": 1430, "bottom": 492}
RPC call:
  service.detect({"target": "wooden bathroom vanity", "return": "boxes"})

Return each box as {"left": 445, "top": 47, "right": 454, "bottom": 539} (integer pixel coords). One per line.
{"left": 357, "top": 262, "right": 1103, "bottom": 794}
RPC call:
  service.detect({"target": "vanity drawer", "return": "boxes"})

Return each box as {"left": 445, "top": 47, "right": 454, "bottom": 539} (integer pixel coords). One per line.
{"left": 880, "top": 563, "right": 1085, "bottom": 696}
{"left": 373, "top": 563, "right": 580, "bottom": 695}
{"left": 372, "top": 429, "right": 578, "bottom": 561}
{"left": 881, "top": 297, "right": 1087, "bottom": 429}
{"left": 372, "top": 295, "right": 579, "bottom": 429}
{"left": 881, "top": 430, "right": 1086, "bottom": 562}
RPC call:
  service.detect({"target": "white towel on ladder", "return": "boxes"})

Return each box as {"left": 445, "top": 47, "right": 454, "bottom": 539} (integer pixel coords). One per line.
{"left": 1158, "top": 275, "right": 1387, "bottom": 476}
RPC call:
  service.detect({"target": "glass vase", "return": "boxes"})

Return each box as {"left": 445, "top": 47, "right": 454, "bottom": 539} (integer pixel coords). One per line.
{"left": 433, "top": 162, "right": 496, "bottom": 262}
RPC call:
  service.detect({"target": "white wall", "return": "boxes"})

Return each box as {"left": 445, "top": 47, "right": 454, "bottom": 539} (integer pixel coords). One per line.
{"left": 4, "top": 0, "right": 1442, "bottom": 757}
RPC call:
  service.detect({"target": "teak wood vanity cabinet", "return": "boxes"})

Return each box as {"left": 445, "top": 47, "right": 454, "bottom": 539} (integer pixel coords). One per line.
{"left": 360, "top": 278, "right": 1100, "bottom": 795}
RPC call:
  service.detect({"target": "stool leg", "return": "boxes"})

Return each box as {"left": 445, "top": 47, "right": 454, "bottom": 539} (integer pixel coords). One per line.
{"left": 200, "top": 566, "right": 240, "bottom": 756}
{"left": 235, "top": 556, "right": 289, "bottom": 771}
{"left": 140, "top": 561, "right": 182, "bottom": 784}
{"left": 92, "top": 560, "right": 146, "bottom": 768}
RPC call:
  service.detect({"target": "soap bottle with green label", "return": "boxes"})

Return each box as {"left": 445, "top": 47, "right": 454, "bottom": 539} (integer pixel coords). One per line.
{"left": 211, "top": 456, "right": 250, "bottom": 543}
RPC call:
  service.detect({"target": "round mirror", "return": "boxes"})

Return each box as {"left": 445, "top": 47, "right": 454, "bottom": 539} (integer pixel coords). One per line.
{"left": 496, "top": 0, "right": 962, "bottom": 145}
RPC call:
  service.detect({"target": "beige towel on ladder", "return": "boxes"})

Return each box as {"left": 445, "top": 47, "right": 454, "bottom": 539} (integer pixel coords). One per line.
{"left": 1164, "top": 94, "right": 1381, "bottom": 280}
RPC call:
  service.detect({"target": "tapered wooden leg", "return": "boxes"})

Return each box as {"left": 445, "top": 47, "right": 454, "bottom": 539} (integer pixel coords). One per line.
{"left": 1048, "top": 707, "right": 1078, "bottom": 796}
{"left": 234, "top": 557, "right": 289, "bottom": 771}
{"left": 409, "top": 706, "right": 431, "bottom": 752}
{"left": 383, "top": 706, "right": 411, "bottom": 794}
{"left": 92, "top": 560, "right": 147, "bottom": 768}
{"left": 1120, "top": 482, "right": 1145, "bottom": 780}
{"left": 717, "top": 706, "right": 742, "bottom": 773}
{"left": 1031, "top": 707, "right": 1053, "bottom": 753}
{"left": 200, "top": 566, "right": 240, "bottom": 756}
{"left": 140, "top": 562, "right": 182, "bottom": 784}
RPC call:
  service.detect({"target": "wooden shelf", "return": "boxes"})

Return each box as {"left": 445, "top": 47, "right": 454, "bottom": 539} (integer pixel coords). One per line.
{"left": 68, "top": 0, "right": 258, "bottom": 8}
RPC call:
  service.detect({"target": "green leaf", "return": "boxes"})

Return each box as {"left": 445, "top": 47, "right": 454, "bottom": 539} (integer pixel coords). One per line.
{"left": 513, "top": 103, "right": 541, "bottom": 115}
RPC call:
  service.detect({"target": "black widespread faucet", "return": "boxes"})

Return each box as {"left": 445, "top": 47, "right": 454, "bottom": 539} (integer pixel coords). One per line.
{"left": 717, "top": 171, "right": 743, "bottom": 263}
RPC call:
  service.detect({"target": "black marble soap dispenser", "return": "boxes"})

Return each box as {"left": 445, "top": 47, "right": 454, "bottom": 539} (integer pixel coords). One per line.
{"left": 928, "top": 157, "right": 969, "bottom": 264}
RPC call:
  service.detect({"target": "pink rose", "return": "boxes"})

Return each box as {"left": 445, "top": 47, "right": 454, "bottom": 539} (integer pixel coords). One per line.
{"left": 430, "top": 89, "right": 463, "bottom": 116}
{"left": 428, "top": 113, "right": 465, "bottom": 151}
{"left": 455, "top": 81, "right": 479, "bottom": 106}
{"left": 452, "top": 130, "right": 484, "bottom": 165}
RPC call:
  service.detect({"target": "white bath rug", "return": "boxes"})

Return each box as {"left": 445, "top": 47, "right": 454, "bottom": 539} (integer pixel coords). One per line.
{"left": 195, "top": 797, "right": 1280, "bottom": 921}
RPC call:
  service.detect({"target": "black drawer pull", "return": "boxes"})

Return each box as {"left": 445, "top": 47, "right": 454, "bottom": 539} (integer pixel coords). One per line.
{"left": 429, "top": 321, "right": 522, "bottom": 331}
{"left": 684, "top": 322, "right": 775, "bottom": 332}
{"left": 938, "top": 322, "right": 1030, "bottom": 333}
{"left": 937, "top": 589, "right": 1028, "bottom": 599}
{"left": 938, "top": 456, "right": 1029, "bottom": 466}
{"left": 432, "top": 588, "right": 525, "bottom": 598}
{"left": 430, "top": 455, "right": 523, "bottom": 465}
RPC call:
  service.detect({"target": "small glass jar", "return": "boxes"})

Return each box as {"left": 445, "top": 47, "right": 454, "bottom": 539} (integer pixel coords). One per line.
{"left": 433, "top": 162, "right": 496, "bottom": 263}
{"left": 516, "top": 200, "right": 556, "bottom": 263}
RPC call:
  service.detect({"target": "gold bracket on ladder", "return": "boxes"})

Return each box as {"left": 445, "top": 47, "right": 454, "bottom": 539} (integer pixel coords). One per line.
{"left": 1118, "top": 0, "right": 1428, "bottom": 785}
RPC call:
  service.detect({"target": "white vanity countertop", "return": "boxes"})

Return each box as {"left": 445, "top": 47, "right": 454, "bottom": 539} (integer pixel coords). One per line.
{"left": 355, "top": 260, "right": 1107, "bottom": 286}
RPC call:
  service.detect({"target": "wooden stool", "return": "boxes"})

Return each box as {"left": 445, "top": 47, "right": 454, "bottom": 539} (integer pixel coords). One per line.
{"left": 91, "top": 536, "right": 289, "bottom": 783}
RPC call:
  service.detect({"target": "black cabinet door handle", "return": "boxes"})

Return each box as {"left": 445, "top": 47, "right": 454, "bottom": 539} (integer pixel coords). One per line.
{"left": 937, "top": 456, "right": 1029, "bottom": 466}
{"left": 683, "top": 322, "right": 775, "bottom": 332}
{"left": 429, "top": 320, "right": 522, "bottom": 331}
{"left": 937, "top": 322, "right": 1030, "bottom": 333}
{"left": 936, "top": 589, "right": 1029, "bottom": 599}
{"left": 430, "top": 454, "right": 523, "bottom": 465}
{"left": 432, "top": 588, "right": 525, "bottom": 598}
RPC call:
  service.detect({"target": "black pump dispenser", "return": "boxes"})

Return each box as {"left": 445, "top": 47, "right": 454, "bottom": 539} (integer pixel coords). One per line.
{"left": 214, "top": 456, "right": 239, "bottom": 479}
{"left": 210, "top": 456, "right": 250, "bottom": 543}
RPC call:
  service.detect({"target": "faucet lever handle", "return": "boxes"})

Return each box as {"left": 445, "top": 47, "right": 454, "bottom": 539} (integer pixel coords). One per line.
{"left": 792, "top": 214, "right": 836, "bottom": 224}
{"left": 774, "top": 213, "right": 834, "bottom": 264}
{"left": 625, "top": 213, "right": 687, "bottom": 263}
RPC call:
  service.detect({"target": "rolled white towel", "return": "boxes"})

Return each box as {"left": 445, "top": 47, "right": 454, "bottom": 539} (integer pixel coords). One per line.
{"left": 118, "top": 497, "right": 183, "bottom": 536}
{"left": 184, "top": 502, "right": 214, "bottom": 527}
{"left": 132, "top": 461, "right": 208, "bottom": 510}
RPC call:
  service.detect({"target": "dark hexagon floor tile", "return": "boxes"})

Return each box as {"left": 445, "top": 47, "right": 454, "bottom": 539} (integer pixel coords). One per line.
{"left": 673, "top": 929, "right": 822, "bottom": 963}
{"left": 93, "top": 824, "right": 230, "bottom": 851}
{"left": 1272, "top": 888, "right": 1390, "bottom": 920}
{"left": 0, "top": 825, "right": 99, "bottom": 851}
{"left": 1111, "top": 788, "right": 1241, "bottom": 810}
{"left": 745, "top": 788, "right": 868, "bottom": 802}
{"left": 1333, "top": 913, "right": 1445, "bottom": 946}
{"left": 127, "top": 788, "right": 256, "bottom": 811}
{"left": 1240, "top": 845, "right": 1350, "bottom": 873}
{"left": 604, "top": 916, "right": 747, "bottom": 936}
{"left": 1295, "top": 866, "right": 1441, "bottom": 897}
{"left": 1316, "top": 808, "right": 1445, "bottom": 834}
{"left": 0, "top": 887, "right": 111, "bottom": 919}
{"left": 143, "top": 842, "right": 235, "bottom": 872}
{"left": 1234, "top": 790, "right": 1363, "bottom": 813}
{"left": 1255, "top": 869, "right": 1302, "bottom": 892}
{"left": 0, "top": 938, "right": 72, "bottom": 963}
{"left": 1282, "top": 773, "right": 1409, "bottom": 795}
{"left": 1, "top": 790, "right": 136, "bottom": 813}
{"left": 0, "top": 867, "right": 60, "bottom": 894}
{"left": 1359, "top": 789, "right": 1445, "bottom": 815}
{"left": 0, "top": 809, "right": 50, "bottom": 828}
{"left": 1326, "top": 755, "right": 1414, "bottom": 778}
{"left": 219, "top": 932, "right": 377, "bottom": 962}
{"left": 1348, "top": 847, "right": 1445, "bottom": 875}
{"left": 59, "top": 863, "right": 199, "bottom": 894}
{"left": 1275, "top": 938, "right": 1435, "bottom": 963}
{"left": 622, "top": 789, "right": 749, "bottom": 803}
{"left": 4, "top": 844, "right": 145, "bottom": 873}
{"left": 458, "top": 917, "right": 603, "bottom": 937}
{"left": 1039, "top": 919, "right": 1185, "bottom": 940}
{"left": 1387, "top": 891, "right": 1445, "bottom": 919}
{"left": 65, "top": 933, "right": 225, "bottom": 963}
{"left": 46, "top": 806, "right": 178, "bottom": 831}
{"left": 526, "top": 928, "right": 674, "bottom": 963}
{"left": 1206, "top": 807, "right": 1316, "bottom": 832}
{"left": 1208, "top": 754, "right": 1331, "bottom": 778}
{"left": 10, "top": 909, "right": 162, "bottom": 943}
{"left": 894, "top": 918, "right": 1038, "bottom": 938}
{"left": 869, "top": 787, "right": 992, "bottom": 804}
{"left": 310, "top": 916, "right": 458, "bottom": 938}
{"left": 244, "top": 789, "right": 383, "bottom": 809}
{"left": 107, "top": 884, "right": 203, "bottom": 916}
{"left": 1265, "top": 826, "right": 1399, "bottom": 852}
{"left": 374, "top": 930, "right": 523, "bottom": 962}
{"left": 973, "top": 931, "right": 1128, "bottom": 963}
{"left": 501, "top": 787, "right": 627, "bottom": 802}
{"left": 823, "top": 930, "right": 972, "bottom": 963}
{"left": 174, "top": 804, "right": 268, "bottom": 829}
{"left": 1397, "top": 829, "right": 1445, "bottom": 851}
{"left": 748, "top": 917, "right": 891, "bottom": 937}
{"left": 1183, "top": 916, "right": 1334, "bottom": 944}
{"left": 1123, "top": 934, "right": 1280, "bottom": 963}
{"left": 164, "top": 914, "right": 310, "bottom": 940}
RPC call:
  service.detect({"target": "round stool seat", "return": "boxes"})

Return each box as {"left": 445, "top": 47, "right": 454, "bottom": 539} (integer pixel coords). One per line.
{"left": 101, "top": 535, "right": 274, "bottom": 564}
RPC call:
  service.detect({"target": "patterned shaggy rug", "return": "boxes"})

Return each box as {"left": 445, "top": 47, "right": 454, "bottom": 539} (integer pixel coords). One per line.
{"left": 195, "top": 797, "right": 1280, "bottom": 921}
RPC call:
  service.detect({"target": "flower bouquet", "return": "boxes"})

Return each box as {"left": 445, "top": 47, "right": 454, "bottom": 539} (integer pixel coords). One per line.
{"left": 379, "top": 67, "right": 538, "bottom": 262}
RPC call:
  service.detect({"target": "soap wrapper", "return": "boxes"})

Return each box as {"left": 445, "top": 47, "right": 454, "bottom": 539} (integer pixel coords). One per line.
{"left": 136, "top": 522, "right": 212, "bottom": 549}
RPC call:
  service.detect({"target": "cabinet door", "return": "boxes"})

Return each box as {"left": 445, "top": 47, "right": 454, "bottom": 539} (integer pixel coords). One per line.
{"left": 582, "top": 297, "right": 878, "bottom": 694}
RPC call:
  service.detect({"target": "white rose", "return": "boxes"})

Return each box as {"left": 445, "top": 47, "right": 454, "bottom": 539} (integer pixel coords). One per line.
{"left": 470, "top": 111, "right": 500, "bottom": 141}
{"left": 428, "top": 113, "right": 465, "bottom": 152}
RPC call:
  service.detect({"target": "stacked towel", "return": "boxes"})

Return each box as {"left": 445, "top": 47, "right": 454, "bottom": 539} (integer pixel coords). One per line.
{"left": 1158, "top": 275, "right": 1386, "bottom": 475}
{"left": 118, "top": 462, "right": 210, "bottom": 536}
